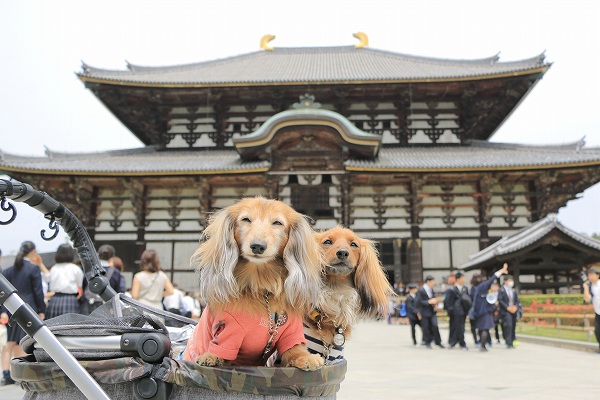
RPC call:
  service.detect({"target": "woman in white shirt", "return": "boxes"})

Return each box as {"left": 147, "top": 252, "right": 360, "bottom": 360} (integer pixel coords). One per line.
{"left": 44, "top": 244, "right": 84, "bottom": 319}
{"left": 131, "top": 249, "right": 174, "bottom": 311}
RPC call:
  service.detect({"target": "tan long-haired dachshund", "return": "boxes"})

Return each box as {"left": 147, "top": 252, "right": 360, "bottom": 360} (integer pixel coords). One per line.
{"left": 304, "top": 226, "right": 394, "bottom": 363}
{"left": 182, "top": 197, "right": 325, "bottom": 370}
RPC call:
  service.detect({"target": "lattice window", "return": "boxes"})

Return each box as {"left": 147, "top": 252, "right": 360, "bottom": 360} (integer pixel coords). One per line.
{"left": 290, "top": 185, "right": 333, "bottom": 218}
{"left": 374, "top": 241, "right": 395, "bottom": 266}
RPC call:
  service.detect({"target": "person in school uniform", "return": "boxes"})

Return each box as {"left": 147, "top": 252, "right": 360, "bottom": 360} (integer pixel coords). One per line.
{"left": 415, "top": 276, "right": 444, "bottom": 348}
{"left": 44, "top": 244, "right": 84, "bottom": 320}
{"left": 0, "top": 241, "right": 46, "bottom": 386}
{"left": 471, "top": 263, "right": 509, "bottom": 352}
{"left": 498, "top": 274, "right": 520, "bottom": 349}
{"left": 444, "top": 272, "right": 469, "bottom": 350}
{"left": 583, "top": 265, "right": 600, "bottom": 353}
{"left": 405, "top": 283, "right": 422, "bottom": 346}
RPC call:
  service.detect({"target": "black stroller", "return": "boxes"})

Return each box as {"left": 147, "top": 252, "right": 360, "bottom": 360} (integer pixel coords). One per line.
{"left": 0, "top": 179, "right": 346, "bottom": 400}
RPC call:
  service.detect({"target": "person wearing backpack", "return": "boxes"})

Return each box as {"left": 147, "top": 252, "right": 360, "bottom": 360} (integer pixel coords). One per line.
{"left": 444, "top": 272, "right": 470, "bottom": 350}
{"left": 84, "top": 244, "right": 124, "bottom": 314}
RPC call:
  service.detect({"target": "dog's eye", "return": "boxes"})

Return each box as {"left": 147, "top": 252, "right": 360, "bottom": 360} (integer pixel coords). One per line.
{"left": 350, "top": 242, "right": 359, "bottom": 248}
{"left": 322, "top": 239, "right": 332, "bottom": 245}
{"left": 272, "top": 220, "right": 283, "bottom": 226}
{"left": 241, "top": 217, "right": 251, "bottom": 223}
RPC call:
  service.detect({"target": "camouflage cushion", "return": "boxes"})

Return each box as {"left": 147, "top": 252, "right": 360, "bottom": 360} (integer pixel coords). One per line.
{"left": 12, "top": 356, "right": 346, "bottom": 398}
{"left": 158, "top": 358, "right": 346, "bottom": 397}
{"left": 11, "top": 356, "right": 153, "bottom": 392}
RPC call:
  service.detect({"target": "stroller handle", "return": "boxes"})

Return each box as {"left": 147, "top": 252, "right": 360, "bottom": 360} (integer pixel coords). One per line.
{"left": 0, "top": 178, "right": 116, "bottom": 301}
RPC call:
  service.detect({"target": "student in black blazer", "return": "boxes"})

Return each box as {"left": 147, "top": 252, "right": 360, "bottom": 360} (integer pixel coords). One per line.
{"left": 444, "top": 272, "right": 469, "bottom": 349}
{"left": 498, "top": 275, "right": 520, "bottom": 348}
{"left": 405, "top": 283, "right": 421, "bottom": 345}
{"left": 415, "top": 276, "right": 444, "bottom": 348}
{"left": 0, "top": 241, "right": 46, "bottom": 385}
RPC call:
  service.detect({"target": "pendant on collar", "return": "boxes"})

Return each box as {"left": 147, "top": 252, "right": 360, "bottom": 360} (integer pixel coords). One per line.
{"left": 333, "top": 327, "right": 346, "bottom": 346}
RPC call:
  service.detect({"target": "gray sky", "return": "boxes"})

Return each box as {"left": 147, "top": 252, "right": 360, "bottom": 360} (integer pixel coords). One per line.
{"left": 0, "top": 0, "right": 599, "bottom": 256}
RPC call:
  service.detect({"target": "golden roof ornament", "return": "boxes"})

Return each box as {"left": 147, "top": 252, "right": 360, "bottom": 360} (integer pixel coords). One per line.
{"left": 353, "top": 32, "right": 368, "bottom": 48}
{"left": 260, "top": 34, "right": 276, "bottom": 51}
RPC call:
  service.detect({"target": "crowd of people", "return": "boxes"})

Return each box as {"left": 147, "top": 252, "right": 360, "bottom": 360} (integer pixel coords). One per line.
{"left": 0, "top": 240, "right": 204, "bottom": 386}
{"left": 390, "top": 264, "right": 524, "bottom": 352}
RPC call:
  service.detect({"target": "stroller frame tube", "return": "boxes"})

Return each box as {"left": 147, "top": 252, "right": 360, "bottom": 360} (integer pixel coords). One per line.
{"left": 0, "top": 275, "right": 110, "bottom": 400}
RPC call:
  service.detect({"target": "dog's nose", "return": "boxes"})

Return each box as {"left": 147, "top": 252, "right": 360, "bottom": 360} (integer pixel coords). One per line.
{"left": 250, "top": 241, "right": 267, "bottom": 255}
{"left": 336, "top": 249, "right": 349, "bottom": 261}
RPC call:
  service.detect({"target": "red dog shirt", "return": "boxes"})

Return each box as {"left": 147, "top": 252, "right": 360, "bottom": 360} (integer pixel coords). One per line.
{"left": 183, "top": 306, "right": 306, "bottom": 365}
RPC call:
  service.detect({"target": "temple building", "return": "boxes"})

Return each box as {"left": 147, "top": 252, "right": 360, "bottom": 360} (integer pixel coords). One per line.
{"left": 2, "top": 34, "right": 600, "bottom": 289}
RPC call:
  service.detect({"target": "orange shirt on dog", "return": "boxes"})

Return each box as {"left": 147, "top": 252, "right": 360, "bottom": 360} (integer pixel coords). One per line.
{"left": 182, "top": 306, "right": 306, "bottom": 366}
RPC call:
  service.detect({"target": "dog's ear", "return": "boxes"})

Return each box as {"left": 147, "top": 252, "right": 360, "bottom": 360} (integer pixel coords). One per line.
{"left": 191, "top": 206, "right": 239, "bottom": 305}
{"left": 283, "top": 215, "right": 324, "bottom": 310}
{"left": 354, "top": 238, "right": 394, "bottom": 316}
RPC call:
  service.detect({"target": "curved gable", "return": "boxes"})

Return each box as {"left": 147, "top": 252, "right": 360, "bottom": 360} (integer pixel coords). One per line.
{"left": 233, "top": 99, "right": 381, "bottom": 163}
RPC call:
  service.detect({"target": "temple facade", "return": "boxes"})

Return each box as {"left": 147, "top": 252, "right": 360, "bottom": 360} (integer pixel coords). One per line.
{"left": 2, "top": 36, "right": 600, "bottom": 289}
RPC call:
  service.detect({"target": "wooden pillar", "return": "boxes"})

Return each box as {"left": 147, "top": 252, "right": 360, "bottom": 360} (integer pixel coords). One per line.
{"left": 393, "top": 238, "right": 403, "bottom": 284}
{"left": 406, "top": 177, "right": 423, "bottom": 282}
{"left": 129, "top": 179, "right": 148, "bottom": 263}
{"left": 195, "top": 177, "right": 211, "bottom": 228}
{"left": 87, "top": 185, "right": 99, "bottom": 242}
{"left": 513, "top": 266, "right": 521, "bottom": 292}
{"left": 475, "top": 174, "right": 495, "bottom": 250}
{"left": 339, "top": 174, "right": 352, "bottom": 227}
{"left": 407, "top": 239, "right": 422, "bottom": 284}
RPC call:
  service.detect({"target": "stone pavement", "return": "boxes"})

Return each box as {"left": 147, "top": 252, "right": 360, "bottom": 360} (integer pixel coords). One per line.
{"left": 1, "top": 320, "right": 598, "bottom": 399}
{"left": 337, "top": 320, "right": 600, "bottom": 400}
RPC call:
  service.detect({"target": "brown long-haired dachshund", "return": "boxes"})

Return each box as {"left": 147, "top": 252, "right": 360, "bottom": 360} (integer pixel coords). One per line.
{"left": 304, "top": 226, "right": 394, "bottom": 363}
{"left": 182, "top": 197, "right": 325, "bottom": 370}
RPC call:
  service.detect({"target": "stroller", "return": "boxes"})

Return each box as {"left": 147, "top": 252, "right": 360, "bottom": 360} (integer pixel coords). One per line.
{"left": 0, "top": 179, "right": 346, "bottom": 400}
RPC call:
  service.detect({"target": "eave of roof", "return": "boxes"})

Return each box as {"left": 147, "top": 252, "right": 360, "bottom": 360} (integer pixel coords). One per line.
{"left": 1, "top": 140, "right": 599, "bottom": 177}
{"left": 77, "top": 46, "right": 550, "bottom": 88}
{"left": 345, "top": 140, "right": 600, "bottom": 172}
{"left": 0, "top": 147, "right": 270, "bottom": 176}
{"left": 460, "top": 214, "right": 600, "bottom": 270}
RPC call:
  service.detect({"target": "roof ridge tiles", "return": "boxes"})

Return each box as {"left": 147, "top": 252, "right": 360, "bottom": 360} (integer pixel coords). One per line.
{"left": 79, "top": 46, "right": 550, "bottom": 80}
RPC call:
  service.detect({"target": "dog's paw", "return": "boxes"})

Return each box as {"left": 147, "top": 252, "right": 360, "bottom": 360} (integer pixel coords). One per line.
{"left": 195, "top": 353, "right": 223, "bottom": 367}
{"left": 287, "top": 353, "right": 324, "bottom": 371}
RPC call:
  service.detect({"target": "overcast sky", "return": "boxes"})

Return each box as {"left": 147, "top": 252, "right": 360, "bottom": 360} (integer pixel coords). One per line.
{"left": 0, "top": 0, "right": 599, "bottom": 256}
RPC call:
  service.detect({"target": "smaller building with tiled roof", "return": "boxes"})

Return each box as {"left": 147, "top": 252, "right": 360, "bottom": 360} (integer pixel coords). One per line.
{"left": 460, "top": 214, "right": 600, "bottom": 292}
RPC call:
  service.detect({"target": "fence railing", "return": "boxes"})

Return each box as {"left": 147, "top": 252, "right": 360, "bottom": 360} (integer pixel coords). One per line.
{"left": 518, "top": 312, "right": 596, "bottom": 341}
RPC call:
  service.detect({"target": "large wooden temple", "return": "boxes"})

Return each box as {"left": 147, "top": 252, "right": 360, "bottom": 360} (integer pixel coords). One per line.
{"left": 2, "top": 34, "right": 600, "bottom": 289}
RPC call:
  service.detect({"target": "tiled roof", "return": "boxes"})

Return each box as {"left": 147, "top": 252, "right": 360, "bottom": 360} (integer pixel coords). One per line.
{"left": 460, "top": 214, "right": 600, "bottom": 271}
{"left": 0, "top": 147, "right": 269, "bottom": 176}
{"left": 78, "top": 47, "right": 549, "bottom": 85}
{"left": 1, "top": 140, "right": 598, "bottom": 176}
{"left": 345, "top": 140, "right": 600, "bottom": 171}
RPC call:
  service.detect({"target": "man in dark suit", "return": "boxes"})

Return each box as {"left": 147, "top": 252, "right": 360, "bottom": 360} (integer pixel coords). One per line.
{"left": 444, "top": 272, "right": 469, "bottom": 350}
{"left": 498, "top": 274, "right": 520, "bottom": 348}
{"left": 416, "top": 275, "right": 444, "bottom": 348}
{"left": 405, "top": 283, "right": 421, "bottom": 346}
